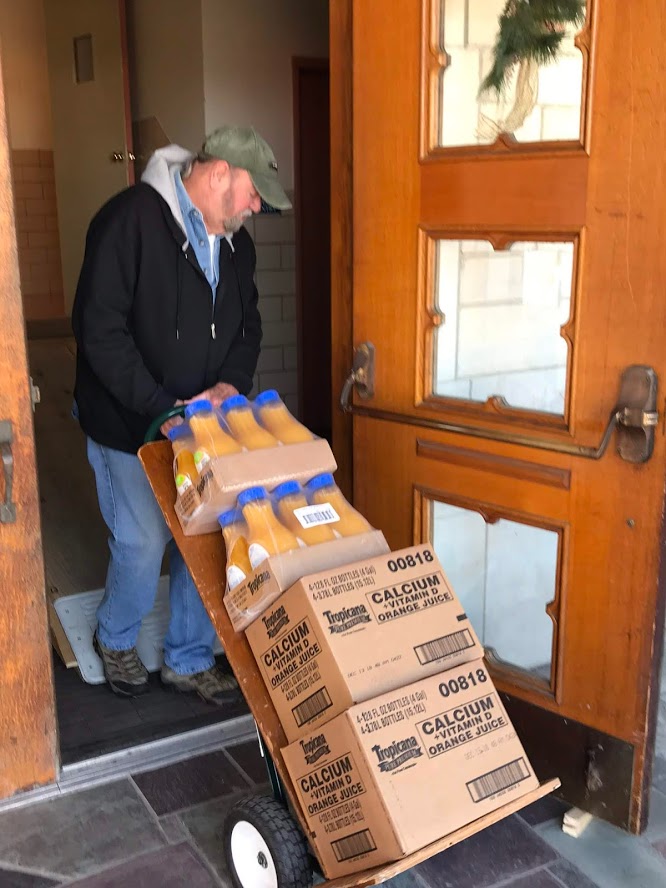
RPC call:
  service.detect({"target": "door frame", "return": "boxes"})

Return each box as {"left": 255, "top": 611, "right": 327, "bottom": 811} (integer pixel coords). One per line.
{"left": 329, "top": 0, "right": 353, "bottom": 499}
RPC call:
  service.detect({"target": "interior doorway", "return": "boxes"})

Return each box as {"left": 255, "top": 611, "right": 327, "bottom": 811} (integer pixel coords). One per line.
{"left": 1, "top": 0, "right": 331, "bottom": 768}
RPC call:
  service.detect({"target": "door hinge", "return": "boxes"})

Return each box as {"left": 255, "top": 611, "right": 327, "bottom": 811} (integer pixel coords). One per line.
{"left": 30, "top": 376, "right": 41, "bottom": 412}
{"left": 0, "top": 420, "right": 16, "bottom": 524}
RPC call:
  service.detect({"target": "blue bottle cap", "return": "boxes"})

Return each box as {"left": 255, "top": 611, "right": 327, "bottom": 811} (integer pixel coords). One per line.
{"left": 254, "top": 389, "right": 281, "bottom": 407}
{"left": 238, "top": 486, "right": 269, "bottom": 506}
{"left": 184, "top": 399, "right": 213, "bottom": 418}
{"left": 221, "top": 394, "right": 250, "bottom": 414}
{"left": 166, "top": 425, "right": 192, "bottom": 442}
{"left": 218, "top": 508, "right": 243, "bottom": 528}
{"left": 272, "top": 480, "right": 301, "bottom": 501}
{"left": 305, "top": 473, "right": 335, "bottom": 493}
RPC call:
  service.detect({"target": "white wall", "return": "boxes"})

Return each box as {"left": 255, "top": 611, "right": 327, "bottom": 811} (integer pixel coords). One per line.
{"left": 0, "top": 0, "right": 52, "bottom": 148}
{"left": 201, "top": 0, "right": 329, "bottom": 191}
{"left": 126, "top": 0, "right": 205, "bottom": 151}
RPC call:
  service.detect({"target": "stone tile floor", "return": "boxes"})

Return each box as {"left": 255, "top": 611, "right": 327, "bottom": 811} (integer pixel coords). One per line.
{"left": 0, "top": 741, "right": 665, "bottom": 887}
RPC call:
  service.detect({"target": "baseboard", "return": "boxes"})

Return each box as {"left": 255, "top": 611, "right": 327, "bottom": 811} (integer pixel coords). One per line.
{"left": 26, "top": 316, "right": 72, "bottom": 340}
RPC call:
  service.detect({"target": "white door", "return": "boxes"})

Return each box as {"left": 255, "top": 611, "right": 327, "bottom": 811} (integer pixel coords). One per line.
{"left": 43, "top": 0, "right": 133, "bottom": 313}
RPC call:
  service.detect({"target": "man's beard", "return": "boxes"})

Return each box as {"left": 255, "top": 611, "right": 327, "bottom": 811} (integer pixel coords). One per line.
{"left": 223, "top": 209, "right": 253, "bottom": 234}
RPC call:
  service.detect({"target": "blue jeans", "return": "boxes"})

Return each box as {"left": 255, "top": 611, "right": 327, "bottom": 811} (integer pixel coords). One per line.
{"left": 87, "top": 438, "right": 217, "bottom": 675}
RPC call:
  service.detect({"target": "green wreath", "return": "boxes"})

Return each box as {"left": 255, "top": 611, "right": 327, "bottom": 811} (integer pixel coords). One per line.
{"left": 479, "top": 0, "right": 586, "bottom": 97}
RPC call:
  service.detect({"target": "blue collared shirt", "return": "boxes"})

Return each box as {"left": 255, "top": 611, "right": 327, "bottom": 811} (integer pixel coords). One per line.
{"left": 174, "top": 169, "right": 221, "bottom": 302}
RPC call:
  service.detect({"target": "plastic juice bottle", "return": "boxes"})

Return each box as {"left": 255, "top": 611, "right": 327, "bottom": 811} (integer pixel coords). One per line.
{"left": 272, "top": 480, "right": 336, "bottom": 545}
{"left": 254, "top": 390, "right": 314, "bottom": 444}
{"left": 167, "top": 426, "right": 200, "bottom": 500}
{"left": 237, "top": 486, "right": 301, "bottom": 568}
{"left": 305, "top": 473, "right": 372, "bottom": 537}
{"left": 218, "top": 508, "right": 253, "bottom": 589}
{"left": 185, "top": 399, "right": 242, "bottom": 472}
{"left": 221, "top": 395, "right": 279, "bottom": 450}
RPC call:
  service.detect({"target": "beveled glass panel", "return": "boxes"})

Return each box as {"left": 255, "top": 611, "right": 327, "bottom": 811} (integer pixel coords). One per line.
{"left": 438, "top": 0, "right": 585, "bottom": 147}
{"left": 431, "top": 500, "right": 557, "bottom": 678}
{"left": 433, "top": 240, "right": 573, "bottom": 415}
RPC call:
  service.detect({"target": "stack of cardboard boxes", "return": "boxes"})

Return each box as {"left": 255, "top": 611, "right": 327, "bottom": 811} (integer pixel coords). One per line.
{"left": 167, "top": 396, "right": 539, "bottom": 877}
{"left": 229, "top": 542, "right": 539, "bottom": 878}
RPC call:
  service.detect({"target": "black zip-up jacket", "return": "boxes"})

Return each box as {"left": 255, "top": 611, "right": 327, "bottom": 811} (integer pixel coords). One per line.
{"left": 72, "top": 182, "right": 262, "bottom": 453}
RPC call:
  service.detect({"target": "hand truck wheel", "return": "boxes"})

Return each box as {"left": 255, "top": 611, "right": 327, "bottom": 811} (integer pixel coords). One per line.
{"left": 224, "top": 793, "right": 313, "bottom": 888}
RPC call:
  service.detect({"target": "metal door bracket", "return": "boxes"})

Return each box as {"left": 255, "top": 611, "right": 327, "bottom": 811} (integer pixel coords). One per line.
{"left": 613, "top": 365, "right": 658, "bottom": 463}
{"left": 0, "top": 420, "right": 16, "bottom": 524}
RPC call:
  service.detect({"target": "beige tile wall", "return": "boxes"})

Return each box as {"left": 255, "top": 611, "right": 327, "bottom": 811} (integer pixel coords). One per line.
{"left": 11, "top": 149, "right": 64, "bottom": 320}
{"left": 245, "top": 210, "right": 300, "bottom": 417}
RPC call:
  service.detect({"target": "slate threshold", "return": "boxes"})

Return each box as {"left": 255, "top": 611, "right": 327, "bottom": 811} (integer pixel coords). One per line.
{"left": 0, "top": 714, "right": 256, "bottom": 815}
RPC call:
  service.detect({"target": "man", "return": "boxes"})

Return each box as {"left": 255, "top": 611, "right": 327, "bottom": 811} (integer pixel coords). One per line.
{"left": 72, "top": 126, "right": 291, "bottom": 703}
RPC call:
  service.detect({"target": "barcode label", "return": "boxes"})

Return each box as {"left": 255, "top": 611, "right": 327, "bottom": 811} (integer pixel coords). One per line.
{"left": 293, "top": 686, "right": 333, "bottom": 727}
{"left": 414, "top": 628, "right": 475, "bottom": 665}
{"left": 294, "top": 503, "right": 340, "bottom": 529}
{"left": 331, "top": 829, "right": 377, "bottom": 862}
{"left": 467, "top": 758, "right": 531, "bottom": 803}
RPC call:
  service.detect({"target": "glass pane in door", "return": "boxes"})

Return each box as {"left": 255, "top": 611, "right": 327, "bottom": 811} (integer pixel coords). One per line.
{"left": 438, "top": 0, "right": 586, "bottom": 147}
{"left": 431, "top": 499, "right": 558, "bottom": 679}
{"left": 433, "top": 239, "right": 574, "bottom": 415}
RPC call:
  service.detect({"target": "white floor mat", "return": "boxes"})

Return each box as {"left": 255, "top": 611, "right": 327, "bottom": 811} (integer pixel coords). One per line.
{"left": 52, "top": 576, "right": 223, "bottom": 685}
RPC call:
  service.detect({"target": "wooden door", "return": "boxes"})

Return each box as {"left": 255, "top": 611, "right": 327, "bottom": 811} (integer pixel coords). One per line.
{"left": 43, "top": 0, "right": 133, "bottom": 313}
{"left": 0, "top": 38, "right": 57, "bottom": 800}
{"left": 339, "top": 0, "right": 666, "bottom": 832}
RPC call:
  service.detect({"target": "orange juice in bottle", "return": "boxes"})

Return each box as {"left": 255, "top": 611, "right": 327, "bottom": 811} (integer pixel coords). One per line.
{"left": 221, "top": 395, "right": 279, "bottom": 450}
{"left": 185, "top": 399, "right": 242, "bottom": 472}
{"left": 305, "top": 473, "right": 372, "bottom": 537}
{"left": 167, "top": 426, "right": 202, "bottom": 512}
{"left": 237, "top": 486, "right": 301, "bottom": 567}
{"left": 272, "top": 480, "right": 336, "bottom": 545}
{"left": 254, "top": 390, "right": 314, "bottom": 444}
{"left": 218, "top": 508, "right": 253, "bottom": 589}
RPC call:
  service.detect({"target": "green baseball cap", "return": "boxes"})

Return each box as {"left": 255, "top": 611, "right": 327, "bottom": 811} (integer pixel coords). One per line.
{"left": 203, "top": 125, "right": 292, "bottom": 211}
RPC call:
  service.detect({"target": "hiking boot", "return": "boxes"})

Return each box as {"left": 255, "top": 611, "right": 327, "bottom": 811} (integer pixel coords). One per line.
{"left": 93, "top": 632, "right": 150, "bottom": 697}
{"left": 161, "top": 664, "right": 240, "bottom": 706}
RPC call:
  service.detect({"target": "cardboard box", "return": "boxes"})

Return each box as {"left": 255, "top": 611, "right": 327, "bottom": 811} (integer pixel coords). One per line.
{"left": 246, "top": 545, "right": 482, "bottom": 741}
{"left": 174, "top": 438, "right": 337, "bottom": 535}
{"left": 282, "top": 661, "right": 539, "bottom": 878}
{"left": 225, "top": 531, "right": 391, "bottom": 632}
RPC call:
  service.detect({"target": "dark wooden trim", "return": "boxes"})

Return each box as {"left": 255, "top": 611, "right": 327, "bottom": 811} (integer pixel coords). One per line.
{"left": 292, "top": 56, "right": 330, "bottom": 431}
{"left": 416, "top": 439, "right": 572, "bottom": 490}
{"left": 292, "top": 57, "right": 305, "bottom": 421}
{"left": 502, "top": 692, "right": 635, "bottom": 831}
{"left": 292, "top": 56, "right": 331, "bottom": 440}
{"left": 636, "top": 506, "right": 666, "bottom": 832}
{"left": 118, "top": 0, "right": 135, "bottom": 185}
{"left": 329, "top": 0, "right": 354, "bottom": 500}
{"left": 26, "top": 317, "right": 72, "bottom": 341}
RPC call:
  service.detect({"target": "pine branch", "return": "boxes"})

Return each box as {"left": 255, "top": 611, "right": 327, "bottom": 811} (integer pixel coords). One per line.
{"left": 479, "top": 0, "right": 586, "bottom": 97}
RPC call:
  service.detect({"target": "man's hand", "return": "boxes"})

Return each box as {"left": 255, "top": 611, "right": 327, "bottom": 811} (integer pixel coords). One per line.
{"left": 189, "top": 382, "right": 239, "bottom": 409}
{"left": 160, "top": 400, "right": 186, "bottom": 437}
